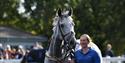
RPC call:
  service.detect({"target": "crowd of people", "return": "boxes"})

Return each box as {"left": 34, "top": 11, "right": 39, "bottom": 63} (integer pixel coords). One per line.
{"left": 0, "top": 42, "right": 46, "bottom": 60}
{"left": 0, "top": 44, "right": 25, "bottom": 60}
{"left": 0, "top": 34, "right": 116, "bottom": 63}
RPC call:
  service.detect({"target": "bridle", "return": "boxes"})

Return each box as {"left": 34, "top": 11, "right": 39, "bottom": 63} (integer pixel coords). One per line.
{"left": 45, "top": 16, "right": 75, "bottom": 63}
{"left": 57, "top": 16, "right": 75, "bottom": 61}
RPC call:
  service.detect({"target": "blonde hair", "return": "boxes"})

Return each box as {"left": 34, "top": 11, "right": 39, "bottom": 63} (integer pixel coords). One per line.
{"left": 80, "top": 34, "right": 92, "bottom": 43}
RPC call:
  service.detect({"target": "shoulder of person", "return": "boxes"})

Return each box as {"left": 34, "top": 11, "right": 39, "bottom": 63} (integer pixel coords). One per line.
{"left": 89, "top": 48, "right": 98, "bottom": 54}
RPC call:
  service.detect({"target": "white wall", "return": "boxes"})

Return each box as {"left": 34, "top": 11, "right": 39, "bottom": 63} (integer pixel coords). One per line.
{"left": 0, "top": 57, "right": 125, "bottom": 63}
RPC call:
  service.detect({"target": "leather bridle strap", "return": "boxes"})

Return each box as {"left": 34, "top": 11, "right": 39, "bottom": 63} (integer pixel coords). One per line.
{"left": 58, "top": 18, "right": 75, "bottom": 60}
{"left": 58, "top": 18, "right": 67, "bottom": 43}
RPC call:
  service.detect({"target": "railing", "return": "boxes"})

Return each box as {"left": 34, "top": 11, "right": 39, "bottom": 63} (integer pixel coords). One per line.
{"left": 0, "top": 59, "right": 21, "bottom": 63}
{"left": 0, "top": 57, "right": 125, "bottom": 63}
{"left": 103, "top": 57, "right": 125, "bottom": 63}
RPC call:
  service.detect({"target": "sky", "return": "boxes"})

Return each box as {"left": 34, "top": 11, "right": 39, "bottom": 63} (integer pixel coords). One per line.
{"left": 17, "top": 0, "right": 25, "bottom": 14}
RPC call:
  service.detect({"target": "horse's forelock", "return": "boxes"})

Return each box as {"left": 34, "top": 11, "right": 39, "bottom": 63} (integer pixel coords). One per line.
{"left": 61, "top": 11, "right": 69, "bottom": 15}
{"left": 52, "top": 16, "right": 73, "bottom": 27}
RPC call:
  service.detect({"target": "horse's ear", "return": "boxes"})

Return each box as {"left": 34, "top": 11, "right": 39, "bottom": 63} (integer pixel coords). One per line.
{"left": 68, "top": 8, "right": 73, "bottom": 16}
{"left": 58, "top": 8, "right": 62, "bottom": 17}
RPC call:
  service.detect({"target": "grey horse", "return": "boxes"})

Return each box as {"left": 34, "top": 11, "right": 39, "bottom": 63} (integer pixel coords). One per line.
{"left": 44, "top": 8, "right": 76, "bottom": 63}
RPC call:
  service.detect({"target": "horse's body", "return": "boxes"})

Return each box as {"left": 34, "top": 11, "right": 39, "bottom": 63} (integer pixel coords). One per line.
{"left": 44, "top": 8, "right": 76, "bottom": 63}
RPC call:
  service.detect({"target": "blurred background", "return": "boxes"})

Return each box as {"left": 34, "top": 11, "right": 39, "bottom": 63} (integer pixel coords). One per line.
{"left": 0, "top": 0, "right": 125, "bottom": 57}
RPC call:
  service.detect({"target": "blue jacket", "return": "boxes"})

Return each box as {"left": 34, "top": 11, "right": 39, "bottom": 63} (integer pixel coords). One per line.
{"left": 74, "top": 48, "right": 100, "bottom": 63}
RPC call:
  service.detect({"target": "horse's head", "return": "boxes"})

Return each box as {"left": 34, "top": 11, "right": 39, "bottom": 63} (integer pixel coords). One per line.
{"left": 45, "top": 8, "right": 76, "bottom": 63}
{"left": 52, "top": 8, "right": 75, "bottom": 39}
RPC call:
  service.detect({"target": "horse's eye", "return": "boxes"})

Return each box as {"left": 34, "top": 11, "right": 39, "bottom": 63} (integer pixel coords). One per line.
{"left": 60, "top": 24, "right": 64, "bottom": 28}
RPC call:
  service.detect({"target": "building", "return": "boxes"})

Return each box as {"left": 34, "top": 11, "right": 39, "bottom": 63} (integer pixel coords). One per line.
{"left": 0, "top": 26, "right": 48, "bottom": 49}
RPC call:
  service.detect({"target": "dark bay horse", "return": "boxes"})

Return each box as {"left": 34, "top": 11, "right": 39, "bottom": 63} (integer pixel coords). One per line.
{"left": 44, "top": 8, "right": 76, "bottom": 63}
